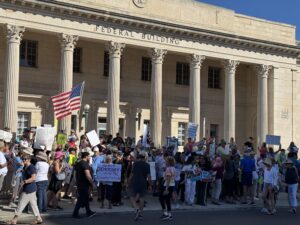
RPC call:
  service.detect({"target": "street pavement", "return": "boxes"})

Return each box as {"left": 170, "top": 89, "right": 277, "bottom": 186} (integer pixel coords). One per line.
{"left": 0, "top": 193, "right": 299, "bottom": 224}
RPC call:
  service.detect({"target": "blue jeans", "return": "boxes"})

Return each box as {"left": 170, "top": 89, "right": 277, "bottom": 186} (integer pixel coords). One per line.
{"left": 36, "top": 180, "right": 48, "bottom": 212}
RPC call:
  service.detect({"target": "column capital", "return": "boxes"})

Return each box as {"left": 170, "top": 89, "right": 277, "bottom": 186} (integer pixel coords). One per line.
{"left": 59, "top": 33, "right": 79, "bottom": 51}
{"left": 256, "top": 64, "right": 272, "bottom": 79}
{"left": 188, "top": 54, "right": 205, "bottom": 68}
{"left": 149, "top": 48, "right": 167, "bottom": 64}
{"left": 223, "top": 59, "right": 240, "bottom": 74}
{"left": 5, "top": 24, "right": 25, "bottom": 44}
{"left": 107, "top": 41, "right": 126, "bottom": 58}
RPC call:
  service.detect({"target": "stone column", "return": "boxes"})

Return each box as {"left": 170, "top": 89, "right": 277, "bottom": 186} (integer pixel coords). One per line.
{"left": 188, "top": 54, "right": 205, "bottom": 141}
{"left": 107, "top": 41, "right": 125, "bottom": 136}
{"left": 256, "top": 65, "right": 271, "bottom": 145}
{"left": 58, "top": 34, "right": 78, "bottom": 135}
{"left": 223, "top": 60, "right": 239, "bottom": 142}
{"left": 149, "top": 48, "right": 167, "bottom": 147}
{"left": 3, "top": 25, "right": 25, "bottom": 133}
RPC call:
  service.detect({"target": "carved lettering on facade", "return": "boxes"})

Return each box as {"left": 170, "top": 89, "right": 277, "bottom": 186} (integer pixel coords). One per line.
{"left": 96, "top": 25, "right": 180, "bottom": 46}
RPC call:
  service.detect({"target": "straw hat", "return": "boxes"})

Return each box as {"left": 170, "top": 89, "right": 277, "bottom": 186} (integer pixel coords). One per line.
{"left": 22, "top": 147, "right": 34, "bottom": 156}
{"left": 263, "top": 158, "right": 273, "bottom": 167}
{"left": 36, "top": 151, "right": 48, "bottom": 162}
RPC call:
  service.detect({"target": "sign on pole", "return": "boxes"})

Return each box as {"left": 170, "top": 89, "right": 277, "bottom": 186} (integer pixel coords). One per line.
{"left": 34, "top": 127, "right": 56, "bottom": 150}
{"left": 188, "top": 123, "right": 198, "bottom": 139}
{"left": 95, "top": 164, "right": 122, "bottom": 182}
{"left": 266, "top": 135, "right": 281, "bottom": 145}
{"left": 86, "top": 130, "right": 100, "bottom": 147}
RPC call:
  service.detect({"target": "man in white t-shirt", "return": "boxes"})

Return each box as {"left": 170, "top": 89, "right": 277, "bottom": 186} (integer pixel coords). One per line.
{"left": 0, "top": 141, "right": 8, "bottom": 192}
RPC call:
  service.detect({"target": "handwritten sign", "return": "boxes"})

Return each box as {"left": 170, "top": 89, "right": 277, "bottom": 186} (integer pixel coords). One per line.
{"left": 95, "top": 164, "right": 122, "bottom": 182}
{"left": 266, "top": 135, "right": 281, "bottom": 145}
{"left": 0, "top": 130, "right": 13, "bottom": 142}
{"left": 86, "top": 130, "right": 100, "bottom": 147}
{"left": 188, "top": 123, "right": 198, "bottom": 139}
{"left": 57, "top": 134, "right": 67, "bottom": 145}
{"left": 34, "top": 127, "right": 56, "bottom": 151}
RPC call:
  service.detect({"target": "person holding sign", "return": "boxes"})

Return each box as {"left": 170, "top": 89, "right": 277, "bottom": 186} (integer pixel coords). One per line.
{"left": 128, "top": 151, "right": 151, "bottom": 221}
{"left": 99, "top": 155, "right": 113, "bottom": 209}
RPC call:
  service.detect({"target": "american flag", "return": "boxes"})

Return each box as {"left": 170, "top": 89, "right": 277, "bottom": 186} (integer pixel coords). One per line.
{"left": 51, "top": 82, "right": 85, "bottom": 119}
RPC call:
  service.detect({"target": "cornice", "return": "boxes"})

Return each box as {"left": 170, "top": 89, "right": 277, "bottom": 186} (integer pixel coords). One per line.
{"left": 1, "top": 0, "right": 300, "bottom": 58}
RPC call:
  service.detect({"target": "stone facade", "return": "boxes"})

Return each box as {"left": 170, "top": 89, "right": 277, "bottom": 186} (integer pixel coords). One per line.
{"left": 0, "top": 0, "right": 299, "bottom": 149}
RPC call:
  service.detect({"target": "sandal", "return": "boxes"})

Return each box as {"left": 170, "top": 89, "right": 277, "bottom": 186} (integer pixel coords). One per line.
{"left": 30, "top": 220, "right": 43, "bottom": 224}
{"left": 7, "top": 220, "right": 17, "bottom": 225}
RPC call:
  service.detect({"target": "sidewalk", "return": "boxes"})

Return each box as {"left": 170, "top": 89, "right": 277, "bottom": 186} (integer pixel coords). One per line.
{"left": 0, "top": 193, "right": 297, "bottom": 223}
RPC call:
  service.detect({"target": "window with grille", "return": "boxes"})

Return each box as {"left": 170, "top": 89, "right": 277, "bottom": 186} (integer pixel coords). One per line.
{"left": 208, "top": 67, "right": 221, "bottom": 89}
{"left": 103, "top": 51, "right": 110, "bottom": 77}
{"left": 73, "top": 47, "right": 82, "bottom": 73}
{"left": 141, "top": 57, "right": 152, "bottom": 81}
{"left": 20, "top": 40, "right": 38, "bottom": 67}
{"left": 17, "top": 112, "right": 31, "bottom": 138}
{"left": 176, "top": 62, "right": 190, "bottom": 85}
{"left": 178, "top": 122, "right": 187, "bottom": 146}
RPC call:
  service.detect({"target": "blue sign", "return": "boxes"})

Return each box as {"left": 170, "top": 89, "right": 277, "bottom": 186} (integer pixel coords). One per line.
{"left": 191, "top": 171, "right": 212, "bottom": 181}
{"left": 266, "top": 135, "right": 281, "bottom": 145}
{"left": 188, "top": 123, "right": 198, "bottom": 139}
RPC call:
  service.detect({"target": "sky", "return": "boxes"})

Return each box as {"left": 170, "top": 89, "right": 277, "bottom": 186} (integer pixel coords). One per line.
{"left": 198, "top": 0, "right": 300, "bottom": 40}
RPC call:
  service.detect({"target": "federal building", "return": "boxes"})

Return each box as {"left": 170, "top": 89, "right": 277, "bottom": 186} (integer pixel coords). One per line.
{"left": 0, "top": 0, "right": 299, "bottom": 148}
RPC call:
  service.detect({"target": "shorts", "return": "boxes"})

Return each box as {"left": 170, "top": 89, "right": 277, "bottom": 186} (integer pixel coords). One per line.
{"left": 128, "top": 187, "right": 147, "bottom": 198}
{"left": 241, "top": 172, "right": 253, "bottom": 187}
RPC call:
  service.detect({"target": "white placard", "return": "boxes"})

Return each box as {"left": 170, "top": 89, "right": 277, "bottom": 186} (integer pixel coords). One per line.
{"left": 188, "top": 122, "right": 198, "bottom": 139}
{"left": 95, "top": 164, "right": 122, "bottom": 182}
{"left": 0, "top": 130, "right": 13, "bottom": 142}
{"left": 148, "top": 162, "right": 156, "bottom": 181}
{"left": 34, "top": 127, "right": 56, "bottom": 150}
{"left": 86, "top": 130, "right": 100, "bottom": 147}
{"left": 142, "top": 124, "right": 148, "bottom": 147}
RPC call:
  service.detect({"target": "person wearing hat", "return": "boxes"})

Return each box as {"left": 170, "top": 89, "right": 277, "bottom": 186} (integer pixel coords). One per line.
{"left": 48, "top": 151, "right": 65, "bottom": 210}
{"left": 0, "top": 141, "right": 8, "bottom": 193}
{"left": 8, "top": 154, "right": 43, "bottom": 225}
{"left": 261, "top": 158, "right": 278, "bottom": 215}
{"left": 35, "top": 151, "right": 49, "bottom": 213}
{"left": 284, "top": 159, "right": 299, "bottom": 214}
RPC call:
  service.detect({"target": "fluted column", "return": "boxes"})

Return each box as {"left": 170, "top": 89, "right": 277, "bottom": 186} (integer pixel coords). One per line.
{"left": 149, "top": 48, "right": 167, "bottom": 147}
{"left": 58, "top": 34, "right": 78, "bottom": 135}
{"left": 188, "top": 54, "right": 205, "bottom": 141}
{"left": 3, "top": 25, "right": 25, "bottom": 133}
{"left": 256, "top": 65, "right": 271, "bottom": 145}
{"left": 223, "top": 60, "right": 239, "bottom": 142}
{"left": 107, "top": 41, "right": 125, "bottom": 136}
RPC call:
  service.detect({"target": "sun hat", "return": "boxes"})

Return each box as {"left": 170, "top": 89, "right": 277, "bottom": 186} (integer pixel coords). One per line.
{"left": 263, "top": 158, "right": 273, "bottom": 167}
{"left": 93, "top": 146, "right": 99, "bottom": 152}
{"left": 22, "top": 147, "right": 34, "bottom": 156}
{"left": 36, "top": 151, "right": 48, "bottom": 162}
{"left": 54, "top": 151, "right": 65, "bottom": 160}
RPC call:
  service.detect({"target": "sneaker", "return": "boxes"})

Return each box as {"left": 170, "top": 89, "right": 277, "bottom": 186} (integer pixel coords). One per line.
{"left": 261, "top": 208, "right": 268, "bottom": 214}
{"left": 249, "top": 201, "right": 255, "bottom": 205}
{"left": 134, "top": 209, "right": 141, "bottom": 221}
{"left": 88, "top": 211, "right": 96, "bottom": 218}
{"left": 160, "top": 214, "right": 170, "bottom": 220}
{"left": 137, "top": 214, "right": 143, "bottom": 220}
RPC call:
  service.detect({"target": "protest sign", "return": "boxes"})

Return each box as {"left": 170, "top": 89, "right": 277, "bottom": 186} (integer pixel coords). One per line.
{"left": 148, "top": 162, "right": 156, "bottom": 181}
{"left": 266, "top": 135, "right": 281, "bottom": 145}
{"left": 166, "top": 137, "right": 178, "bottom": 155}
{"left": 188, "top": 123, "right": 198, "bottom": 139}
{"left": 95, "top": 164, "right": 122, "bottom": 182}
{"left": 86, "top": 130, "right": 100, "bottom": 147}
{"left": 0, "top": 130, "right": 13, "bottom": 142}
{"left": 57, "top": 133, "right": 67, "bottom": 145}
{"left": 34, "top": 126, "right": 56, "bottom": 150}
{"left": 191, "top": 171, "right": 212, "bottom": 182}
{"left": 142, "top": 124, "right": 148, "bottom": 147}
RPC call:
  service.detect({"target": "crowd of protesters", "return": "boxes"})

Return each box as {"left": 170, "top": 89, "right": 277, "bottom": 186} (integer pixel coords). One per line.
{"left": 0, "top": 127, "right": 299, "bottom": 223}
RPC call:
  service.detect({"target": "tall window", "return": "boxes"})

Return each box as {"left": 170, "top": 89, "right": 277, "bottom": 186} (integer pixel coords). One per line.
{"left": 73, "top": 47, "right": 82, "bottom": 73}
{"left": 103, "top": 51, "right": 110, "bottom": 77}
{"left": 17, "top": 112, "right": 31, "bottom": 138}
{"left": 20, "top": 40, "right": 38, "bottom": 67}
{"left": 208, "top": 67, "right": 221, "bottom": 89}
{"left": 97, "top": 117, "right": 107, "bottom": 136}
{"left": 71, "top": 115, "right": 77, "bottom": 131}
{"left": 178, "top": 122, "right": 187, "bottom": 146}
{"left": 210, "top": 124, "right": 219, "bottom": 142}
{"left": 141, "top": 57, "right": 152, "bottom": 81}
{"left": 176, "top": 62, "right": 190, "bottom": 85}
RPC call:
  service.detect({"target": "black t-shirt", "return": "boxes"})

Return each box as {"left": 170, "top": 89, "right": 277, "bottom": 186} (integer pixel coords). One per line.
{"left": 129, "top": 160, "right": 150, "bottom": 190}
{"left": 75, "top": 160, "right": 91, "bottom": 188}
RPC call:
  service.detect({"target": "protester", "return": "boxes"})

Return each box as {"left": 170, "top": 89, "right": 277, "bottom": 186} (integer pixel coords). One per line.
{"left": 35, "top": 151, "right": 49, "bottom": 213}
{"left": 0, "top": 141, "right": 8, "bottom": 194}
{"left": 72, "top": 152, "right": 96, "bottom": 218}
{"left": 159, "top": 156, "right": 175, "bottom": 220}
{"left": 211, "top": 156, "right": 224, "bottom": 205}
{"left": 99, "top": 155, "right": 113, "bottom": 209}
{"left": 128, "top": 151, "right": 151, "bottom": 221}
{"left": 182, "top": 156, "right": 196, "bottom": 205}
{"left": 8, "top": 153, "right": 43, "bottom": 225}
{"left": 9, "top": 149, "right": 23, "bottom": 207}
{"left": 284, "top": 159, "right": 299, "bottom": 214}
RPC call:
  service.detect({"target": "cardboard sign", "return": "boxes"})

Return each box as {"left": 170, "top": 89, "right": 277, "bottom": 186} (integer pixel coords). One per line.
{"left": 148, "top": 162, "right": 156, "bottom": 181}
{"left": 95, "top": 164, "right": 122, "bottom": 182}
{"left": 57, "top": 133, "right": 67, "bottom": 145}
{"left": 191, "top": 171, "right": 212, "bottom": 182}
{"left": 0, "top": 130, "right": 13, "bottom": 142}
{"left": 188, "top": 123, "right": 198, "bottom": 139}
{"left": 266, "top": 135, "right": 281, "bottom": 145}
{"left": 34, "top": 127, "right": 56, "bottom": 150}
{"left": 86, "top": 130, "right": 100, "bottom": 147}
